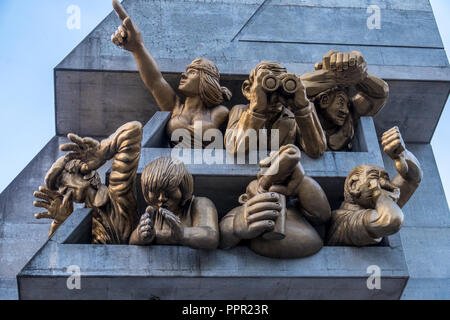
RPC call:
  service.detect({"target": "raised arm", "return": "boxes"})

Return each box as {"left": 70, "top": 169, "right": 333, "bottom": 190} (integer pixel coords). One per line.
{"left": 362, "top": 127, "right": 422, "bottom": 240}
{"left": 303, "top": 51, "right": 389, "bottom": 117}
{"left": 60, "top": 121, "right": 143, "bottom": 243}
{"left": 111, "top": 0, "right": 179, "bottom": 111}
{"left": 381, "top": 127, "right": 422, "bottom": 208}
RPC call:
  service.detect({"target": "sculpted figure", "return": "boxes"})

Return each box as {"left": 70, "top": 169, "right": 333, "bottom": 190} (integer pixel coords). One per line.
{"left": 33, "top": 121, "right": 143, "bottom": 244}
{"left": 301, "top": 50, "right": 389, "bottom": 151}
{"left": 129, "top": 157, "right": 219, "bottom": 250}
{"left": 111, "top": 1, "right": 231, "bottom": 148}
{"left": 224, "top": 62, "right": 327, "bottom": 158}
{"left": 327, "top": 127, "right": 422, "bottom": 246}
{"left": 220, "top": 145, "right": 331, "bottom": 258}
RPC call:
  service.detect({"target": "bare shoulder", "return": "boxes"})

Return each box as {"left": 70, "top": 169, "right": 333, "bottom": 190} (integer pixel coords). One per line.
{"left": 193, "top": 196, "right": 217, "bottom": 210}
{"left": 211, "top": 105, "right": 230, "bottom": 127}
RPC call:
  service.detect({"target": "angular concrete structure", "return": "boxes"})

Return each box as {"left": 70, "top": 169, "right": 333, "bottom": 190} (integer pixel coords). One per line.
{"left": 1, "top": 0, "right": 449, "bottom": 299}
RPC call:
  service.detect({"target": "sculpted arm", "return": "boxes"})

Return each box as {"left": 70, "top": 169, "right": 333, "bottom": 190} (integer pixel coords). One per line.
{"left": 381, "top": 127, "right": 422, "bottom": 208}
{"left": 111, "top": 0, "right": 179, "bottom": 111}
{"left": 182, "top": 197, "right": 220, "bottom": 250}
{"left": 363, "top": 127, "right": 422, "bottom": 240}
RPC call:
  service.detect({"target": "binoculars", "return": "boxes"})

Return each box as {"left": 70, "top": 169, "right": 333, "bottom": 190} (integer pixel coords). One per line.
{"left": 262, "top": 74, "right": 300, "bottom": 95}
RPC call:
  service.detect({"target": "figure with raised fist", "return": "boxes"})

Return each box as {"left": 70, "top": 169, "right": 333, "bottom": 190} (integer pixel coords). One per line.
{"left": 327, "top": 127, "right": 422, "bottom": 246}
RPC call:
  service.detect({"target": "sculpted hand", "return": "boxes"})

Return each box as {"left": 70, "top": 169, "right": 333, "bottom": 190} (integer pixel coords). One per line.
{"left": 34, "top": 186, "right": 74, "bottom": 232}
{"left": 257, "top": 144, "right": 304, "bottom": 197}
{"left": 111, "top": 0, "right": 143, "bottom": 52}
{"left": 137, "top": 206, "right": 156, "bottom": 244}
{"left": 159, "top": 208, "right": 184, "bottom": 243}
{"left": 234, "top": 192, "right": 281, "bottom": 240}
{"left": 278, "top": 74, "right": 310, "bottom": 111}
{"left": 381, "top": 126, "right": 409, "bottom": 177}
{"left": 317, "top": 50, "right": 368, "bottom": 86}
{"left": 248, "top": 69, "right": 270, "bottom": 114}
{"left": 60, "top": 134, "right": 105, "bottom": 174}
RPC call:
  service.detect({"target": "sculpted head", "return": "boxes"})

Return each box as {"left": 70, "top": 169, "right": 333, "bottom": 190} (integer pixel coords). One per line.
{"left": 242, "top": 61, "right": 288, "bottom": 115}
{"left": 141, "top": 157, "right": 194, "bottom": 213}
{"left": 45, "top": 157, "right": 101, "bottom": 203}
{"left": 179, "top": 57, "right": 232, "bottom": 107}
{"left": 315, "top": 88, "right": 350, "bottom": 126}
{"left": 344, "top": 164, "right": 399, "bottom": 209}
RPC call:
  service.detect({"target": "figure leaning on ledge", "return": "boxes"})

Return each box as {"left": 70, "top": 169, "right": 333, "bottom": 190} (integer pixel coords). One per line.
{"left": 129, "top": 157, "right": 219, "bottom": 250}
{"left": 327, "top": 127, "right": 422, "bottom": 246}
{"left": 111, "top": 0, "right": 231, "bottom": 148}
{"left": 220, "top": 145, "right": 331, "bottom": 259}
{"left": 33, "top": 121, "right": 143, "bottom": 244}
{"left": 301, "top": 50, "right": 389, "bottom": 151}
{"left": 224, "top": 62, "right": 327, "bottom": 158}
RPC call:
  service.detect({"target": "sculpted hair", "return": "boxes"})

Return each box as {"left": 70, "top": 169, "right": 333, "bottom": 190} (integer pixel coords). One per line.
{"left": 248, "top": 61, "right": 287, "bottom": 83}
{"left": 141, "top": 157, "right": 194, "bottom": 206}
{"left": 343, "top": 165, "right": 370, "bottom": 203}
{"left": 187, "top": 58, "right": 232, "bottom": 108}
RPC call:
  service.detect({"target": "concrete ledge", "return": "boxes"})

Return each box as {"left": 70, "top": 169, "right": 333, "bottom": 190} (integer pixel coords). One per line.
{"left": 17, "top": 208, "right": 409, "bottom": 300}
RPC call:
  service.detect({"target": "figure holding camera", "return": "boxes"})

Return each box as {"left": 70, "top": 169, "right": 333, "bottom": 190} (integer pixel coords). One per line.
{"left": 225, "top": 62, "right": 327, "bottom": 158}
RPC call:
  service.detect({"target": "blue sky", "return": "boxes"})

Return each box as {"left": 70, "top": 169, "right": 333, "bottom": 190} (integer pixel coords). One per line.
{"left": 0, "top": 0, "right": 449, "bottom": 205}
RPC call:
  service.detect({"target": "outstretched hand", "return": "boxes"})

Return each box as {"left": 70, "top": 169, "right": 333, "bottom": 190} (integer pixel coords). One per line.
{"left": 111, "top": 0, "right": 143, "bottom": 52}
{"left": 34, "top": 186, "right": 74, "bottom": 232}
{"left": 60, "top": 134, "right": 105, "bottom": 174}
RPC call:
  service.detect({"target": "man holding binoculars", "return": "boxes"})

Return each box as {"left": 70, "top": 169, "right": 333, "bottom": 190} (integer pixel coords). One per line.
{"left": 225, "top": 62, "right": 327, "bottom": 159}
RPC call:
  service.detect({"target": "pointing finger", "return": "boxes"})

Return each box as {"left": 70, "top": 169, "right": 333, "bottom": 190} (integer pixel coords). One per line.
{"left": 113, "top": 0, "right": 129, "bottom": 21}
{"left": 123, "top": 17, "right": 137, "bottom": 34}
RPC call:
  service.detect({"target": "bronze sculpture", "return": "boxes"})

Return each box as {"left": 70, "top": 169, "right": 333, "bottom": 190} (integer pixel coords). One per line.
{"left": 111, "top": 0, "right": 231, "bottom": 149}
{"left": 219, "top": 145, "right": 331, "bottom": 258}
{"left": 34, "top": 121, "right": 143, "bottom": 244}
{"left": 129, "top": 157, "right": 219, "bottom": 249}
{"left": 224, "top": 62, "right": 327, "bottom": 158}
{"left": 327, "top": 127, "right": 422, "bottom": 246}
{"left": 301, "top": 50, "right": 389, "bottom": 151}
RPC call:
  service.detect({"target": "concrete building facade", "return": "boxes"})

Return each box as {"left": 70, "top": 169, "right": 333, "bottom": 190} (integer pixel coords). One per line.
{"left": 1, "top": 0, "right": 449, "bottom": 299}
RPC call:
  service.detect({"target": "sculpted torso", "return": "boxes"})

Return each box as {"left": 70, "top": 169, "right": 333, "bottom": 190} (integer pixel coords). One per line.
{"left": 167, "top": 104, "right": 229, "bottom": 148}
